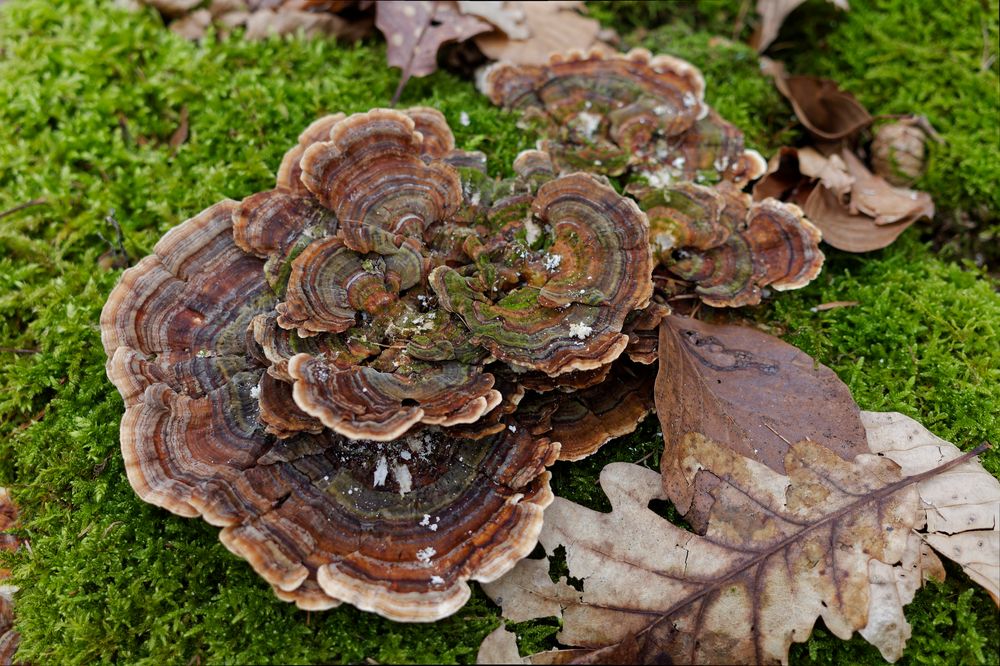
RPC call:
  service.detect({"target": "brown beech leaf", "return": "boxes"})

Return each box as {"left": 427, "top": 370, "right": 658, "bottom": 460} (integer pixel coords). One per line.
{"left": 753, "top": 146, "right": 934, "bottom": 252}
{"left": 656, "top": 314, "right": 868, "bottom": 525}
{"left": 761, "top": 58, "right": 871, "bottom": 142}
{"left": 473, "top": 1, "right": 607, "bottom": 66}
{"left": 480, "top": 431, "right": 988, "bottom": 665}
{"left": 753, "top": 0, "right": 849, "bottom": 53}
{"left": 375, "top": 1, "right": 492, "bottom": 85}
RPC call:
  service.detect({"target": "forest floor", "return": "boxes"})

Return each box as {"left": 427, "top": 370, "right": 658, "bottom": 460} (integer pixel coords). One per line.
{"left": 0, "top": 0, "right": 997, "bottom": 663}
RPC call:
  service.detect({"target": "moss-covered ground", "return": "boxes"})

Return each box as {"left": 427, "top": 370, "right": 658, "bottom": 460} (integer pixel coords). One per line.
{"left": 0, "top": 0, "right": 997, "bottom": 663}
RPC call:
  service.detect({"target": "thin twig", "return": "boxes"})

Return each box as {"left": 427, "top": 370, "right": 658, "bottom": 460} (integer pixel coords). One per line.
{"left": 0, "top": 346, "right": 39, "bottom": 355}
{"left": 0, "top": 197, "right": 47, "bottom": 220}
{"left": 104, "top": 209, "right": 132, "bottom": 266}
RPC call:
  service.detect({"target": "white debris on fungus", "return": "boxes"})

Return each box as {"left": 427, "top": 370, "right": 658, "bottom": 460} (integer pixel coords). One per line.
{"left": 569, "top": 322, "right": 593, "bottom": 340}
{"left": 542, "top": 253, "right": 562, "bottom": 271}
{"left": 416, "top": 546, "right": 437, "bottom": 566}
{"left": 575, "top": 111, "right": 601, "bottom": 139}
{"left": 430, "top": 575, "right": 445, "bottom": 585}
{"left": 392, "top": 463, "right": 412, "bottom": 495}
{"left": 373, "top": 455, "right": 389, "bottom": 487}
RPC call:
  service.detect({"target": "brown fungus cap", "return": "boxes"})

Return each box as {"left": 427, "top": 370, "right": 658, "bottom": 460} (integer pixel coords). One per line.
{"left": 648, "top": 183, "right": 824, "bottom": 308}
{"left": 100, "top": 109, "right": 574, "bottom": 621}
{"left": 480, "top": 48, "right": 764, "bottom": 192}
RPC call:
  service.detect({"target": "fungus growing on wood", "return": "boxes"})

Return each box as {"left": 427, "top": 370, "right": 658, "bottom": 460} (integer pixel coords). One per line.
{"left": 480, "top": 48, "right": 765, "bottom": 192}
{"left": 102, "top": 109, "right": 592, "bottom": 620}
{"left": 647, "top": 183, "right": 824, "bottom": 307}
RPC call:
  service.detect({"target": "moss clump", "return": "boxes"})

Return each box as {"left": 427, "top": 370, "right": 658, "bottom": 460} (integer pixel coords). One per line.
{"left": 1, "top": 0, "right": 997, "bottom": 664}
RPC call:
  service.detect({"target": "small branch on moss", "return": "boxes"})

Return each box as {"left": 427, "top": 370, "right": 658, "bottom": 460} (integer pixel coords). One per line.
{"left": 98, "top": 209, "right": 132, "bottom": 268}
{"left": 0, "top": 197, "right": 47, "bottom": 220}
{"left": 0, "top": 346, "right": 39, "bottom": 355}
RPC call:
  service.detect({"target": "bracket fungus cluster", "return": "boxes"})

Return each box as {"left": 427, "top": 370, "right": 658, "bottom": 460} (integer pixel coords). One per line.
{"left": 480, "top": 48, "right": 823, "bottom": 308}
{"left": 102, "top": 107, "right": 657, "bottom": 621}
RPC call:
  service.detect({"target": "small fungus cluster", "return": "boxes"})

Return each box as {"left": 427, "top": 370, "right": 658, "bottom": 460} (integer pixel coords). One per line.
{"left": 102, "top": 48, "right": 824, "bottom": 621}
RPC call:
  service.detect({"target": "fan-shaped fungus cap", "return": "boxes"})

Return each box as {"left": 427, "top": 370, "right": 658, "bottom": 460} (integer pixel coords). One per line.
{"left": 649, "top": 183, "right": 824, "bottom": 307}
{"left": 430, "top": 172, "right": 653, "bottom": 375}
{"left": 480, "top": 48, "right": 764, "bottom": 194}
{"left": 518, "top": 360, "right": 656, "bottom": 461}
{"left": 101, "top": 109, "right": 573, "bottom": 621}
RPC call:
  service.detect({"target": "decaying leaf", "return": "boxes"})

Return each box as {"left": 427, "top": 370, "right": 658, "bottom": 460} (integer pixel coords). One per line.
{"left": 753, "top": 0, "right": 850, "bottom": 53}
{"left": 864, "top": 411, "right": 1000, "bottom": 603}
{"left": 656, "top": 314, "right": 868, "bottom": 525}
{"left": 761, "top": 58, "right": 871, "bottom": 142}
{"left": 473, "top": 1, "right": 607, "bottom": 66}
{"left": 457, "top": 0, "right": 529, "bottom": 40}
{"left": 480, "top": 427, "right": 990, "bottom": 664}
{"left": 376, "top": 0, "right": 492, "bottom": 82}
{"left": 477, "top": 625, "right": 525, "bottom": 665}
{"left": 753, "top": 146, "right": 934, "bottom": 252}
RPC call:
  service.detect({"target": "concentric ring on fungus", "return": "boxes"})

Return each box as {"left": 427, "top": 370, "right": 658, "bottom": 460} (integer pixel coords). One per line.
{"left": 479, "top": 48, "right": 765, "bottom": 192}
{"left": 101, "top": 107, "right": 668, "bottom": 620}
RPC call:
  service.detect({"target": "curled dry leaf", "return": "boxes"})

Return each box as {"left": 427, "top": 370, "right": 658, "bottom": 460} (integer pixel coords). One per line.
{"left": 656, "top": 314, "right": 868, "bottom": 527}
{"left": 761, "top": 58, "right": 871, "bottom": 142}
{"left": 481, "top": 430, "right": 989, "bottom": 664}
{"left": 753, "top": 0, "right": 850, "bottom": 53}
{"left": 753, "top": 146, "right": 934, "bottom": 252}
{"left": 473, "top": 1, "right": 605, "bottom": 66}
{"left": 376, "top": 0, "right": 492, "bottom": 87}
{"left": 871, "top": 116, "right": 940, "bottom": 186}
{"left": 456, "top": 0, "right": 529, "bottom": 40}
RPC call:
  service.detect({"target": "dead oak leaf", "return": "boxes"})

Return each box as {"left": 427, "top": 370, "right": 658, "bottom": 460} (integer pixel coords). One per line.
{"left": 656, "top": 314, "right": 868, "bottom": 528}
{"left": 481, "top": 432, "right": 987, "bottom": 664}
{"left": 864, "top": 411, "right": 1000, "bottom": 603}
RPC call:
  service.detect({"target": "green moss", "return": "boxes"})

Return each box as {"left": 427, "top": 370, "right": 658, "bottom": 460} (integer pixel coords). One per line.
{"left": 1, "top": 0, "right": 997, "bottom": 664}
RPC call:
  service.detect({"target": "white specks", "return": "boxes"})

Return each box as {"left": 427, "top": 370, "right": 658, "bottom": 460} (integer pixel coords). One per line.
{"left": 671, "top": 156, "right": 686, "bottom": 169}
{"left": 459, "top": 111, "right": 471, "bottom": 127}
{"left": 373, "top": 455, "right": 388, "bottom": 486}
{"left": 524, "top": 218, "right": 541, "bottom": 245}
{"left": 575, "top": 112, "right": 601, "bottom": 139}
{"left": 646, "top": 167, "right": 676, "bottom": 189}
{"left": 469, "top": 190, "right": 481, "bottom": 206}
{"left": 416, "top": 546, "right": 437, "bottom": 566}
{"left": 683, "top": 92, "right": 697, "bottom": 108}
{"left": 403, "top": 4, "right": 416, "bottom": 16}
{"left": 652, "top": 104, "right": 671, "bottom": 115}
{"left": 195, "top": 349, "right": 210, "bottom": 358}
{"left": 393, "top": 463, "right": 412, "bottom": 495}
{"left": 249, "top": 384, "right": 261, "bottom": 399}
{"left": 400, "top": 450, "right": 412, "bottom": 461}
{"left": 713, "top": 155, "right": 730, "bottom": 172}
{"left": 391, "top": 33, "right": 404, "bottom": 47}
{"left": 508, "top": 424, "right": 517, "bottom": 433}
{"left": 543, "top": 253, "right": 562, "bottom": 271}
{"left": 420, "top": 514, "right": 431, "bottom": 526}
{"left": 430, "top": 575, "right": 445, "bottom": 585}
{"left": 569, "top": 322, "right": 593, "bottom": 339}
{"left": 593, "top": 160, "right": 603, "bottom": 166}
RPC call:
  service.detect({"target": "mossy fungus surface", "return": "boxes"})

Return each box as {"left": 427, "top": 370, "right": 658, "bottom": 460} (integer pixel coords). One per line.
{"left": 0, "top": 0, "right": 997, "bottom": 663}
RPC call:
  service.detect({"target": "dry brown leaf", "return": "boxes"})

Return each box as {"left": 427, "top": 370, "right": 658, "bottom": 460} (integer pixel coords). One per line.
{"left": 457, "top": 0, "right": 529, "bottom": 40}
{"left": 864, "top": 411, "right": 1000, "bottom": 603}
{"left": 754, "top": 146, "right": 934, "bottom": 252}
{"left": 473, "top": 1, "right": 605, "bottom": 66}
{"left": 656, "top": 314, "right": 868, "bottom": 526}
{"left": 480, "top": 428, "right": 988, "bottom": 664}
{"left": 169, "top": 8, "right": 212, "bottom": 39}
{"left": 478, "top": 625, "right": 526, "bottom": 664}
{"left": 753, "top": 0, "right": 849, "bottom": 52}
{"left": 840, "top": 150, "right": 934, "bottom": 225}
{"left": 244, "top": 7, "right": 348, "bottom": 39}
{"left": 761, "top": 57, "right": 871, "bottom": 142}
{"left": 376, "top": 1, "right": 492, "bottom": 79}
